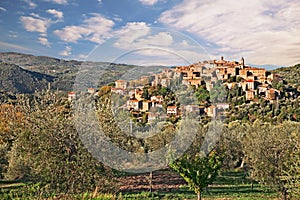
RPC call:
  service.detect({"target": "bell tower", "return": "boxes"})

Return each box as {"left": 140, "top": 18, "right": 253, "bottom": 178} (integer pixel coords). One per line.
{"left": 240, "top": 57, "right": 245, "bottom": 68}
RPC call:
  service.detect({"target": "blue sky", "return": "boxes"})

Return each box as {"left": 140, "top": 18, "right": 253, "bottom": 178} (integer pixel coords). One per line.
{"left": 0, "top": 0, "right": 299, "bottom": 67}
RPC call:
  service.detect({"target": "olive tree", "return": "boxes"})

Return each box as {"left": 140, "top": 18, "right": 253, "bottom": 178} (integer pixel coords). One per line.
{"left": 5, "top": 90, "right": 116, "bottom": 195}
{"left": 280, "top": 128, "right": 300, "bottom": 199}
{"left": 0, "top": 103, "right": 24, "bottom": 178}
{"left": 220, "top": 121, "right": 249, "bottom": 170}
{"left": 242, "top": 120, "right": 300, "bottom": 200}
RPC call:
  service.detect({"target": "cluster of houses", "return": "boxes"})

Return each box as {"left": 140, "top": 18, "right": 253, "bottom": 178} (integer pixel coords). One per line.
{"left": 68, "top": 57, "right": 281, "bottom": 123}
{"left": 174, "top": 56, "right": 279, "bottom": 102}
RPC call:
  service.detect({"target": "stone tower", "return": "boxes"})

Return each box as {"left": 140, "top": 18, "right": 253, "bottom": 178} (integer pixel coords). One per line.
{"left": 240, "top": 57, "right": 245, "bottom": 68}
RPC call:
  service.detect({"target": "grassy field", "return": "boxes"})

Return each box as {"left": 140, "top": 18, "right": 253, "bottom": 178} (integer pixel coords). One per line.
{"left": 0, "top": 171, "right": 280, "bottom": 200}
{"left": 120, "top": 171, "right": 279, "bottom": 200}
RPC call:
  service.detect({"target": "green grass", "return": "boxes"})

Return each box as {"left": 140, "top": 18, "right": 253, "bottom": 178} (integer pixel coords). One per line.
{"left": 120, "top": 185, "right": 278, "bottom": 200}
{"left": 0, "top": 171, "right": 280, "bottom": 200}
{"left": 120, "top": 171, "right": 279, "bottom": 200}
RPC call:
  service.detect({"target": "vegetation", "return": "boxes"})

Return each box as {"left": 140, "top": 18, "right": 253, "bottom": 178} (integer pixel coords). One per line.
{"left": 0, "top": 53, "right": 300, "bottom": 199}
{"left": 194, "top": 85, "right": 210, "bottom": 105}
{"left": 0, "top": 52, "right": 139, "bottom": 92}
{"left": 120, "top": 171, "right": 279, "bottom": 200}
{"left": 222, "top": 120, "right": 300, "bottom": 200}
{"left": 168, "top": 122, "right": 224, "bottom": 200}
{"left": 0, "top": 89, "right": 116, "bottom": 197}
{"left": 0, "top": 62, "right": 53, "bottom": 93}
{"left": 95, "top": 85, "right": 178, "bottom": 154}
{"left": 272, "top": 63, "right": 300, "bottom": 90}
{"left": 170, "top": 151, "right": 223, "bottom": 200}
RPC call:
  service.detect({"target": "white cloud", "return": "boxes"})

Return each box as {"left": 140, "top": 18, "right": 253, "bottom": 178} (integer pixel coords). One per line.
{"left": 108, "top": 22, "right": 213, "bottom": 66}
{"left": 113, "top": 48, "right": 210, "bottom": 66}
{"left": 113, "top": 22, "right": 151, "bottom": 48}
{"left": 45, "top": 0, "right": 68, "bottom": 5}
{"left": 159, "top": 0, "right": 300, "bottom": 66}
{"left": 139, "top": 0, "right": 159, "bottom": 6}
{"left": 179, "top": 40, "right": 189, "bottom": 47}
{"left": 138, "top": 32, "right": 174, "bottom": 46}
{"left": 112, "top": 22, "right": 181, "bottom": 49}
{"left": 46, "top": 9, "right": 63, "bottom": 19}
{"left": 29, "top": 13, "right": 41, "bottom": 18}
{"left": 20, "top": 16, "right": 50, "bottom": 33}
{"left": 0, "top": 7, "right": 7, "bottom": 12}
{"left": 38, "top": 37, "right": 50, "bottom": 47}
{"left": 8, "top": 31, "right": 18, "bottom": 38}
{"left": 23, "top": 0, "right": 37, "bottom": 9}
{"left": 77, "top": 54, "right": 88, "bottom": 60}
{"left": 54, "top": 14, "right": 114, "bottom": 44}
{"left": 60, "top": 46, "right": 72, "bottom": 56}
{"left": 39, "top": 33, "right": 47, "bottom": 37}
{"left": 113, "top": 15, "right": 122, "bottom": 22}
{"left": 109, "top": 22, "right": 214, "bottom": 65}
{"left": 20, "top": 14, "right": 58, "bottom": 48}
{"left": 54, "top": 26, "right": 91, "bottom": 42}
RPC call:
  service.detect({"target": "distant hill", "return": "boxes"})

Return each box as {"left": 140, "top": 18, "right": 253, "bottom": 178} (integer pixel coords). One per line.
{"left": 250, "top": 64, "right": 282, "bottom": 71}
{"left": 0, "top": 52, "right": 82, "bottom": 71}
{"left": 272, "top": 63, "right": 300, "bottom": 89}
{"left": 0, "top": 62, "right": 54, "bottom": 94}
{"left": 0, "top": 52, "right": 81, "bottom": 78}
{"left": 0, "top": 52, "right": 164, "bottom": 93}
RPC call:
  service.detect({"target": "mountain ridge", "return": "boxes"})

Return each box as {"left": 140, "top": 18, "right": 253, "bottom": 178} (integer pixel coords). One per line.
{"left": 0, "top": 52, "right": 141, "bottom": 93}
{"left": 0, "top": 62, "right": 54, "bottom": 94}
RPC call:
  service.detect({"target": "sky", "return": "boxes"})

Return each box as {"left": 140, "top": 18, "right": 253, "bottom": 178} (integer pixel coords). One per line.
{"left": 0, "top": 0, "right": 299, "bottom": 67}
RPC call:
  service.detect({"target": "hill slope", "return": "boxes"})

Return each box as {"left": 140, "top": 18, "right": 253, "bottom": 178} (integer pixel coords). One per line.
{"left": 0, "top": 62, "right": 54, "bottom": 94}
{"left": 0, "top": 52, "right": 166, "bottom": 93}
{"left": 272, "top": 63, "right": 300, "bottom": 89}
{"left": 0, "top": 52, "right": 165, "bottom": 93}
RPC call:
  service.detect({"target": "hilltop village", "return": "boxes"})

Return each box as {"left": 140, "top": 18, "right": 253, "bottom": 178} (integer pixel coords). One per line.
{"left": 69, "top": 57, "right": 280, "bottom": 124}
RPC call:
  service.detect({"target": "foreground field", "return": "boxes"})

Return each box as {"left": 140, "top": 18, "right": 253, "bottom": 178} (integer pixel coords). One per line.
{"left": 0, "top": 170, "right": 280, "bottom": 200}
{"left": 118, "top": 170, "right": 279, "bottom": 200}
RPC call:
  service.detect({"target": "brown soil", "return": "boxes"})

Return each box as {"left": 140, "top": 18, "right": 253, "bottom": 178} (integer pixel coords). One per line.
{"left": 118, "top": 170, "right": 187, "bottom": 193}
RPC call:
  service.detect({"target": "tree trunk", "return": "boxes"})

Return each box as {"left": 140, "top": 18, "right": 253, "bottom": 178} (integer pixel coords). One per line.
{"left": 149, "top": 171, "right": 153, "bottom": 193}
{"left": 282, "top": 187, "right": 287, "bottom": 200}
{"left": 197, "top": 191, "right": 201, "bottom": 200}
{"left": 239, "top": 157, "right": 245, "bottom": 168}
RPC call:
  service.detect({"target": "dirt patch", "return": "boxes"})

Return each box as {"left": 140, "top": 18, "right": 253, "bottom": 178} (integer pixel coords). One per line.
{"left": 118, "top": 170, "right": 187, "bottom": 193}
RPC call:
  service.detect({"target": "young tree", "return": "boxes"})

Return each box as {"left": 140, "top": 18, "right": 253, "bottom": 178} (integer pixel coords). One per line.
{"left": 170, "top": 150, "right": 223, "bottom": 200}
{"left": 169, "top": 124, "right": 224, "bottom": 200}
